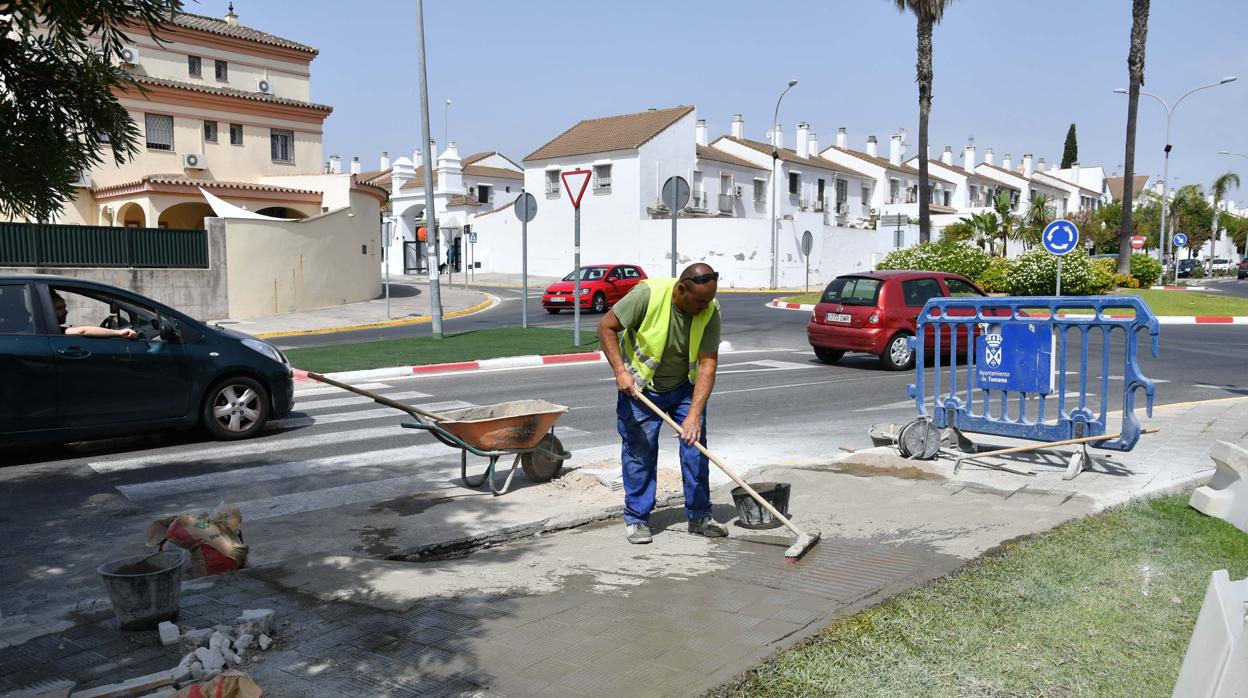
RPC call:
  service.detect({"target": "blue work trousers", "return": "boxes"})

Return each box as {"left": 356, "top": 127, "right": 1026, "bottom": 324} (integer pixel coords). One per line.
{"left": 616, "top": 380, "right": 710, "bottom": 525}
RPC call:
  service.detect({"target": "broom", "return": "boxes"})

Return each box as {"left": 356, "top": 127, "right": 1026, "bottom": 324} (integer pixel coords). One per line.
{"left": 630, "top": 387, "right": 820, "bottom": 563}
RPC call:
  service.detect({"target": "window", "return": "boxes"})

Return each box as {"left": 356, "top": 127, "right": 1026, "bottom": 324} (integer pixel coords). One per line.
{"left": 969, "top": 184, "right": 980, "bottom": 206}
{"left": 943, "top": 190, "right": 952, "bottom": 207}
{"left": 889, "top": 178, "right": 900, "bottom": 204}
{"left": 835, "top": 178, "right": 848, "bottom": 209}
{"left": 817, "top": 178, "right": 826, "bottom": 207}
{"left": 593, "top": 164, "right": 612, "bottom": 192}
{"left": 902, "top": 278, "right": 944, "bottom": 307}
{"left": 203, "top": 120, "right": 218, "bottom": 143}
{"left": 188, "top": 55, "right": 201, "bottom": 77}
{"left": 476, "top": 184, "right": 491, "bottom": 204}
{"left": 788, "top": 172, "right": 800, "bottom": 196}
{"left": 719, "top": 172, "right": 734, "bottom": 213}
{"left": 861, "top": 184, "right": 870, "bottom": 208}
{"left": 622, "top": 266, "right": 641, "bottom": 279}
{"left": 214, "top": 59, "right": 228, "bottom": 81}
{"left": 229, "top": 123, "right": 243, "bottom": 146}
{"left": 944, "top": 278, "right": 985, "bottom": 298}
{"left": 545, "top": 169, "right": 561, "bottom": 197}
{"left": 270, "top": 129, "right": 294, "bottom": 163}
{"left": 692, "top": 171, "right": 704, "bottom": 208}
{"left": 50, "top": 287, "right": 163, "bottom": 339}
{"left": 820, "top": 276, "right": 882, "bottom": 305}
{"left": 144, "top": 113, "right": 174, "bottom": 151}
{"left": 753, "top": 178, "right": 766, "bottom": 204}
{"left": 0, "top": 285, "right": 35, "bottom": 335}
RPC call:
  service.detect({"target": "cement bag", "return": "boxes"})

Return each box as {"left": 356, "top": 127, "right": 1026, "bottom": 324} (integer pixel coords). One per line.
{"left": 147, "top": 505, "right": 248, "bottom": 578}
{"left": 170, "top": 670, "right": 263, "bottom": 698}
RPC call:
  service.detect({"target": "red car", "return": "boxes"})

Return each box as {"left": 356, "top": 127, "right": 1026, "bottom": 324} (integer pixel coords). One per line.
{"left": 807, "top": 270, "right": 991, "bottom": 370}
{"left": 543, "top": 264, "right": 647, "bottom": 314}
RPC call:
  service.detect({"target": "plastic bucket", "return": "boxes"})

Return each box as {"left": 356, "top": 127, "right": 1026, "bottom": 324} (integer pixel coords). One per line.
{"left": 731, "top": 482, "right": 791, "bottom": 530}
{"left": 97, "top": 549, "right": 186, "bottom": 630}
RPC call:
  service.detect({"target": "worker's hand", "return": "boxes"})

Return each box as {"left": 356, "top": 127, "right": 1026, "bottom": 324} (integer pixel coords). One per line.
{"left": 679, "top": 412, "right": 702, "bottom": 445}
{"left": 615, "top": 368, "right": 635, "bottom": 394}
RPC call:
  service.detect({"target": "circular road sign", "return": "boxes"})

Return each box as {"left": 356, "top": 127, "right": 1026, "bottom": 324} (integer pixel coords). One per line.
{"left": 513, "top": 192, "right": 538, "bottom": 223}
{"left": 1042, "top": 219, "right": 1079, "bottom": 256}
{"left": 801, "top": 230, "right": 814, "bottom": 256}
{"left": 1130, "top": 235, "right": 1147, "bottom": 250}
{"left": 661, "top": 176, "right": 690, "bottom": 211}
{"left": 1173, "top": 232, "right": 1189, "bottom": 248}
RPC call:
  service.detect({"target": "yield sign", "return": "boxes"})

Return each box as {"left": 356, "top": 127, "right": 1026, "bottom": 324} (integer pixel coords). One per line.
{"left": 561, "top": 169, "right": 592, "bottom": 209}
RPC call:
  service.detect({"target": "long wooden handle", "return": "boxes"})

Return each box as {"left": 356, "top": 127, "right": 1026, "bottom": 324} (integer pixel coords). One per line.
{"left": 629, "top": 387, "right": 807, "bottom": 538}
{"left": 306, "top": 371, "right": 450, "bottom": 422}
{"left": 964, "top": 427, "right": 1160, "bottom": 461}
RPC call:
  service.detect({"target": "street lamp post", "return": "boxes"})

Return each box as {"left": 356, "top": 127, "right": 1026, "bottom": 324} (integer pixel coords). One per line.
{"left": 1114, "top": 76, "right": 1237, "bottom": 283}
{"left": 444, "top": 99, "right": 452, "bottom": 149}
{"left": 1219, "top": 150, "right": 1248, "bottom": 160}
{"left": 770, "top": 79, "right": 798, "bottom": 290}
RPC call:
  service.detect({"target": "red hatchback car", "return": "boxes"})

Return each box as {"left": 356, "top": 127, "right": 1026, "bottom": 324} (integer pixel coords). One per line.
{"left": 807, "top": 270, "right": 990, "bottom": 370}
{"left": 543, "top": 264, "right": 648, "bottom": 314}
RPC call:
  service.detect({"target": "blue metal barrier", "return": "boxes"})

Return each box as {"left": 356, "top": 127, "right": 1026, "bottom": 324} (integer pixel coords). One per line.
{"left": 907, "top": 296, "right": 1160, "bottom": 452}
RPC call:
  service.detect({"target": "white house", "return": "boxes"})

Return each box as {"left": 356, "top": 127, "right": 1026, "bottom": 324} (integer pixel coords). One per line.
{"left": 820, "top": 129, "right": 957, "bottom": 222}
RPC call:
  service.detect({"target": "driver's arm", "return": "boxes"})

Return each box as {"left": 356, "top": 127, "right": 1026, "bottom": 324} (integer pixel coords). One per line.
{"left": 66, "top": 326, "right": 137, "bottom": 339}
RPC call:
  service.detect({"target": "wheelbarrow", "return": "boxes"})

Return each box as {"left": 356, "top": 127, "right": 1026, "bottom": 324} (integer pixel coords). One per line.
{"left": 306, "top": 372, "right": 571, "bottom": 495}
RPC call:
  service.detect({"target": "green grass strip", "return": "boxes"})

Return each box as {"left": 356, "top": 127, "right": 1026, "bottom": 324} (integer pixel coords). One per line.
{"left": 283, "top": 327, "right": 601, "bottom": 373}
{"left": 780, "top": 288, "right": 1248, "bottom": 316}
{"left": 716, "top": 494, "right": 1248, "bottom": 698}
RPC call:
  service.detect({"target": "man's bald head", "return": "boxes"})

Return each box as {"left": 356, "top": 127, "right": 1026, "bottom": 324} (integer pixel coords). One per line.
{"left": 674, "top": 263, "right": 717, "bottom": 315}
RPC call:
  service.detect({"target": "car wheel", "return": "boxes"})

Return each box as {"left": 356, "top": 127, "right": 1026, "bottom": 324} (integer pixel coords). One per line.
{"left": 814, "top": 347, "right": 844, "bottom": 364}
{"left": 545, "top": 308, "right": 561, "bottom": 314}
{"left": 202, "top": 376, "right": 269, "bottom": 440}
{"left": 879, "top": 332, "right": 915, "bottom": 371}
{"left": 591, "top": 292, "right": 607, "bottom": 313}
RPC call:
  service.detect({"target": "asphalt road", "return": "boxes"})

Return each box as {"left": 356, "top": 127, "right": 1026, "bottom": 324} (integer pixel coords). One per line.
{"left": 1198, "top": 276, "right": 1248, "bottom": 299}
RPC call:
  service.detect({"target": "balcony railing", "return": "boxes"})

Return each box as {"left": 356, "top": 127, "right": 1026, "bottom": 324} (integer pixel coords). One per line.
{"left": 690, "top": 193, "right": 707, "bottom": 210}
{"left": 717, "top": 193, "right": 734, "bottom": 214}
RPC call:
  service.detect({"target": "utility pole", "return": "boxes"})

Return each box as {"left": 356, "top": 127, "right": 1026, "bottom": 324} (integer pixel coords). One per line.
{"left": 416, "top": 0, "right": 444, "bottom": 336}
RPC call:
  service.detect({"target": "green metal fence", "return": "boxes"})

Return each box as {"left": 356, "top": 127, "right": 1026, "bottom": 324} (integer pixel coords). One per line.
{"left": 0, "top": 223, "right": 208, "bottom": 269}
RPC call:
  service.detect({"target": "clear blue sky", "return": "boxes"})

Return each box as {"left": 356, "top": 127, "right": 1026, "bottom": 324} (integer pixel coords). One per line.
{"left": 230, "top": 0, "right": 1248, "bottom": 196}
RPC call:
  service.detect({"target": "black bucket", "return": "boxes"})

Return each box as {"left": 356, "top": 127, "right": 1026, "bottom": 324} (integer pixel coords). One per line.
{"left": 97, "top": 549, "right": 186, "bottom": 630}
{"left": 731, "top": 482, "right": 791, "bottom": 530}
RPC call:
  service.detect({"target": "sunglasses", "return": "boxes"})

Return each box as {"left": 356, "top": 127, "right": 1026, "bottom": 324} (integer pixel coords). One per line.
{"left": 686, "top": 272, "right": 719, "bottom": 285}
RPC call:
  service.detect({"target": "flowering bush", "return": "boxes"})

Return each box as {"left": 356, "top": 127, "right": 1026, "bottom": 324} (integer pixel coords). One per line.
{"left": 1006, "top": 248, "right": 1096, "bottom": 296}
{"left": 876, "top": 241, "right": 992, "bottom": 280}
{"left": 976, "top": 257, "right": 1011, "bottom": 294}
{"left": 1089, "top": 258, "right": 1116, "bottom": 294}
{"left": 1114, "top": 273, "right": 1141, "bottom": 289}
{"left": 1129, "top": 253, "right": 1162, "bottom": 287}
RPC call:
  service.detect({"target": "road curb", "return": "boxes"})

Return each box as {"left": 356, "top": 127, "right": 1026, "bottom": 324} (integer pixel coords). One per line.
{"left": 1150, "top": 285, "right": 1208, "bottom": 291}
{"left": 252, "top": 294, "right": 497, "bottom": 339}
{"left": 295, "top": 350, "right": 607, "bottom": 384}
{"left": 765, "top": 298, "right": 1248, "bottom": 324}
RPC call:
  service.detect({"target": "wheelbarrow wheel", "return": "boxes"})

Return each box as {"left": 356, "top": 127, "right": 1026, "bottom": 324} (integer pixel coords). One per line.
{"left": 521, "top": 433, "right": 565, "bottom": 482}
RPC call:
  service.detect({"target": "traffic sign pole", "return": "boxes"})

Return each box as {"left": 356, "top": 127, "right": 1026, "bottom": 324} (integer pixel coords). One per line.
{"left": 661, "top": 176, "right": 690, "bottom": 277}
{"left": 561, "top": 170, "right": 592, "bottom": 347}
{"left": 1172, "top": 232, "right": 1189, "bottom": 285}
{"left": 671, "top": 198, "right": 677, "bottom": 277}
{"left": 1056, "top": 256, "right": 1063, "bottom": 297}
{"left": 513, "top": 192, "right": 538, "bottom": 330}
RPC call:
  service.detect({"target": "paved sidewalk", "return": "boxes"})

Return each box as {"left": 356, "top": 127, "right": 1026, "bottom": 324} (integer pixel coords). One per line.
{"left": 2, "top": 397, "right": 1242, "bottom": 697}
{"left": 220, "top": 277, "right": 491, "bottom": 338}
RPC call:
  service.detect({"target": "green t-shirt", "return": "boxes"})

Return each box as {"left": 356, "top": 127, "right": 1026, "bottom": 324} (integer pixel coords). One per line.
{"left": 613, "top": 283, "right": 721, "bottom": 393}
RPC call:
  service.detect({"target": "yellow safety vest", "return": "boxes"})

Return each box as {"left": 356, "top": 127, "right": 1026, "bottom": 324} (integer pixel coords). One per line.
{"left": 623, "top": 278, "right": 717, "bottom": 391}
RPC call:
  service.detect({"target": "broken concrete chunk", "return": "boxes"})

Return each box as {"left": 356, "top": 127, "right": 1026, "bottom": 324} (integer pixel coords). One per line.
{"left": 236, "top": 608, "right": 275, "bottom": 637}
{"left": 158, "top": 621, "right": 180, "bottom": 646}
{"left": 233, "top": 633, "right": 253, "bottom": 651}
{"left": 179, "top": 627, "right": 213, "bottom": 653}
{"left": 257, "top": 634, "right": 272, "bottom": 651}
{"left": 208, "top": 630, "right": 230, "bottom": 653}
{"left": 194, "top": 646, "right": 226, "bottom": 673}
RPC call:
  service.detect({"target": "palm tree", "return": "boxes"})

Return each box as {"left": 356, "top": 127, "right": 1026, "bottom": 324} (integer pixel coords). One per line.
{"left": 1019, "top": 193, "right": 1054, "bottom": 250}
{"left": 967, "top": 211, "right": 998, "bottom": 255}
{"left": 1117, "top": 0, "right": 1151, "bottom": 276}
{"left": 1168, "top": 184, "right": 1205, "bottom": 258}
{"left": 893, "top": 0, "right": 957, "bottom": 245}
{"left": 992, "top": 190, "right": 1016, "bottom": 256}
{"left": 1210, "top": 171, "right": 1241, "bottom": 250}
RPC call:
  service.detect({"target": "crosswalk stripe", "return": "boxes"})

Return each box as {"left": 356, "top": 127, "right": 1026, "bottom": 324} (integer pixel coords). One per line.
{"left": 240, "top": 469, "right": 463, "bottom": 521}
{"left": 294, "top": 390, "right": 432, "bottom": 411}
{"left": 292, "top": 382, "right": 391, "bottom": 397}
{"left": 269, "top": 401, "right": 478, "bottom": 430}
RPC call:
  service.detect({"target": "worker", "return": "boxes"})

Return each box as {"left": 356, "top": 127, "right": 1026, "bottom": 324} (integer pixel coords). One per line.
{"left": 598, "top": 263, "right": 725, "bottom": 544}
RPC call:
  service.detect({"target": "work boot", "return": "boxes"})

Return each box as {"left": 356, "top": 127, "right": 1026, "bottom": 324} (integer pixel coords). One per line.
{"left": 626, "top": 523, "right": 652, "bottom": 544}
{"left": 688, "top": 517, "right": 728, "bottom": 537}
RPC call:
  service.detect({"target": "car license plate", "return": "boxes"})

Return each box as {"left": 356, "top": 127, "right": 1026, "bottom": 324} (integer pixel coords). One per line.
{"left": 549, "top": 297, "right": 566, "bottom": 303}
{"left": 825, "top": 313, "right": 851, "bottom": 324}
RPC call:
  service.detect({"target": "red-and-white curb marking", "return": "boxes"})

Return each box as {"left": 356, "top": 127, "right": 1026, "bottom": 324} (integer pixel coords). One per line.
{"left": 294, "top": 351, "right": 606, "bottom": 384}
{"left": 766, "top": 298, "right": 1248, "bottom": 325}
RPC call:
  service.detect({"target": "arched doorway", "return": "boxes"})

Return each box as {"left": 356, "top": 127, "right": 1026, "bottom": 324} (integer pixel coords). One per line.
{"left": 254, "top": 206, "right": 309, "bottom": 219}
{"left": 157, "top": 202, "right": 214, "bottom": 229}
{"left": 117, "top": 202, "right": 146, "bottom": 228}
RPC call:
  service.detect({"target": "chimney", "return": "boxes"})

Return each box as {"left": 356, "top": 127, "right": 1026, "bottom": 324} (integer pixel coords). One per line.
{"left": 731, "top": 114, "right": 744, "bottom": 139}
{"left": 941, "top": 146, "right": 953, "bottom": 166}
{"left": 963, "top": 144, "right": 976, "bottom": 173}
{"left": 695, "top": 119, "right": 708, "bottom": 147}
{"left": 836, "top": 127, "right": 847, "bottom": 149}
{"left": 224, "top": 2, "right": 239, "bottom": 27}
{"left": 1002, "top": 153, "right": 1013, "bottom": 171}
{"left": 889, "top": 134, "right": 903, "bottom": 166}
{"left": 1071, "top": 162, "right": 1081, "bottom": 182}
{"left": 808, "top": 133, "right": 818, "bottom": 156}
{"left": 1037, "top": 156, "right": 1047, "bottom": 172}
{"left": 380, "top": 151, "right": 391, "bottom": 170}
{"left": 435, "top": 141, "right": 463, "bottom": 194}
{"left": 1023, "top": 154, "right": 1033, "bottom": 177}
{"left": 796, "top": 122, "right": 810, "bottom": 158}
{"left": 390, "top": 156, "right": 415, "bottom": 197}
{"left": 866, "top": 136, "right": 878, "bottom": 159}
{"left": 350, "top": 156, "right": 361, "bottom": 175}
{"left": 328, "top": 154, "right": 342, "bottom": 174}
{"left": 984, "top": 148, "right": 995, "bottom": 167}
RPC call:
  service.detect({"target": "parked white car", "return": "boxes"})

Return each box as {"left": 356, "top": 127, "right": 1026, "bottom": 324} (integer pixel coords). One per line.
{"left": 1208, "top": 258, "right": 1234, "bottom": 273}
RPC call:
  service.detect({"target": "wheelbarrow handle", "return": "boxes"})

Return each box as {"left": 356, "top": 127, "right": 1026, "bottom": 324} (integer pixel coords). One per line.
{"left": 306, "top": 371, "right": 451, "bottom": 422}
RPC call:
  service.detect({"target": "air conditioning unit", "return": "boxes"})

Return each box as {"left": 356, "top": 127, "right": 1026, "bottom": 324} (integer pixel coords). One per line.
{"left": 813, "top": 200, "right": 824, "bottom": 212}
{"left": 70, "top": 171, "right": 92, "bottom": 188}
{"left": 837, "top": 203, "right": 849, "bottom": 215}
{"left": 467, "top": 185, "right": 477, "bottom": 197}
{"left": 119, "top": 46, "right": 140, "bottom": 65}
{"left": 870, "top": 207, "right": 879, "bottom": 215}
{"left": 182, "top": 153, "right": 208, "bottom": 170}
{"left": 256, "top": 78, "right": 272, "bottom": 94}
{"left": 733, "top": 184, "right": 744, "bottom": 197}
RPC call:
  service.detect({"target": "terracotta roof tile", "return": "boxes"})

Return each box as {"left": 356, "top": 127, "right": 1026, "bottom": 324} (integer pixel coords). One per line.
{"left": 972, "top": 165, "right": 1024, "bottom": 189}
{"left": 91, "top": 174, "right": 320, "bottom": 196}
{"left": 827, "top": 146, "right": 952, "bottom": 184}
{"left": 399, "top": 164, "right": 524, "bottom": 190}
{"left": 719, "top": 137, "right": 877, "bottom": 180}
{"left": 168, "top": 11, "right": 317, "bottom": 54}
{"left": 126, "top": 74, "right": 332, "bottom": 112}
{"left": 1107, "top": 175, "right": 1149, "bottom": 200}
{"left": 524, "top": 105, "right": 694, "bottom": 162}
{"left": 696, "top": 144, "right": 767, "bottom": 171}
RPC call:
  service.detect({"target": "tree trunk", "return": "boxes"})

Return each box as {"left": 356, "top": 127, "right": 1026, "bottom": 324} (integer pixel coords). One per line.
{"left": 917, "top": 17, "right": 933, "bottom": 244}
{"left": 1117, "top": 0, "right": 1150, "bottom": 276}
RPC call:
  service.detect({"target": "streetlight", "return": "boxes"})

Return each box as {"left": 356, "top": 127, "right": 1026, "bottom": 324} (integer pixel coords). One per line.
{"left": 1114, "top": 76, "right": 1237, "bottom": 282}
{"left": 770, "top": 79, "right": 798, "bottom": 290}
{"left": 444, "top": 99, "right": 452, "bottom": 149}
{"left": 1219, "top": 150, "right": 1248, "bottom": 160}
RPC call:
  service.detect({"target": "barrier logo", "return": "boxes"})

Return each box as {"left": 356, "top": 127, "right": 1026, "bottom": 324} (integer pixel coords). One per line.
{"left": 985, "top": 331, "right": 1004, "bottom": 368}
